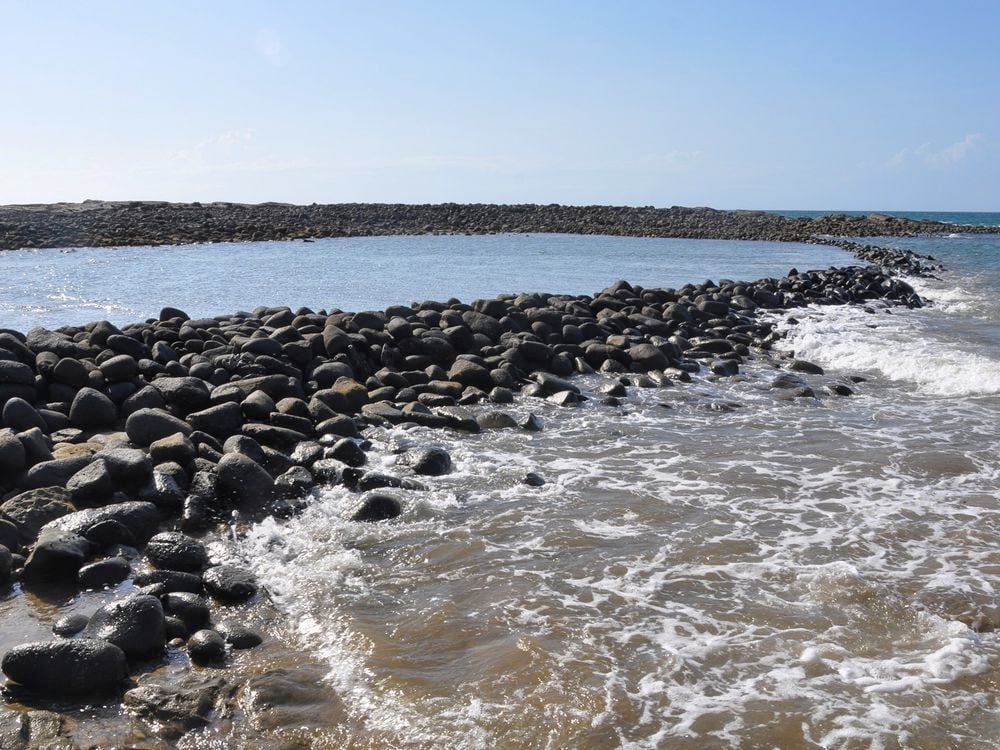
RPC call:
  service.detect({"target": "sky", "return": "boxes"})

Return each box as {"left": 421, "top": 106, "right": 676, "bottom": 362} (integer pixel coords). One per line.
{"left": 1, "top": 1, "right": 998, "bottom": 210}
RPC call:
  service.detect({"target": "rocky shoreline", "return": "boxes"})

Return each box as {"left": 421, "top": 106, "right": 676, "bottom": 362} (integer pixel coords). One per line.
{"left": 0, "top": 238, "right": 943, "bottom": 746}
{"left": 0, "top": 201, "right": 995, "bottom": 251}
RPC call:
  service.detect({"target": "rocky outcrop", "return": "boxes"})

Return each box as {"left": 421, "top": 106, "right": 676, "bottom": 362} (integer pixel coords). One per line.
{"left": 0, "top": 201, "right": 992, "bottom": 251}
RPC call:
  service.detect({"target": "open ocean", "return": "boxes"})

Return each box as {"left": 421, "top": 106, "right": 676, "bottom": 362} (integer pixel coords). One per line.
{"left": 1, "top": 212, "right": 999, "bottom": 748}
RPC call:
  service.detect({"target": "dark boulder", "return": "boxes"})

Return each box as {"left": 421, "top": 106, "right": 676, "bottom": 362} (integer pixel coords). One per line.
{"left": 710, "top": 359, "right": 740, "bottom": 376}
{"left": 317, "top": 378, "right": 368, "bottom": 414}
{"left": 241, "top": 423, "right": 307, "bottom": 453}
{"left": 0, "top": 544, "right": 11, "bottom": 585}
{"left": 435, "top": 405, "right": 480, "bottom": 433}
{"left": 1, "top": 487, "right": 75, "bottom": 543}
{"left": 99, "top": 354, "right": 139, "bottom": 382}
{"left": 16, "top": 427, "right": 52, "bottom": 465}
{"left": 628, "top": 343, "right": 670, "bottom": 371}
{"left": 533, "top": 372, "right": 580, "bottom": 396}
{"left": 216, "top": 452, "right": 275, "bottom": 508}
{"left": 98, "top": 447, "right": 153, "bottom": 488}
{"left": 357, "top": 472, "right": 427, "bottom": 492}
{"left": 83, "top": 593, "right": 165, "bottom": 659}
{"left": 519, "top": 413, "right": 543, "bottom": 431}
{"left": 133, "top": 569, "right": 204, "bottom": 595}
{"left": 203, "top": 564, "right": 258, "bottom": 602}
{"left": 401, "top": 447, "right": 451, "bottom": 476}
{"left": 186, "top": 401, "right": 244, "bottom": 440}
{"left": 309, "top": 458, "right": 343, "bottom": 484}
{"left": 18, "top": 454, "right": 92, "bottom": 490}
{"left": 121, "top": 385, "right": 166, "bottom": 417}
{"left": 137, "top": 468, "right": 186, "bottom": 511}
{"left": 275, "top": 466, "right": 315, "bottom": 497}
{"left": 315, "top": 414, "right": 361, "bottom": 438}
{"left": 126, "top": 408, "right": 192, "bottom": 446}
{"left": 790, "top": 359, "right": 825, "bottom": 375}
{"left": 106, "top": 334, "right": 150, "bottom": 360}
{"left": 145, "top": 531, "right": 209, "bottom": 572}
{"left": 215, "top": 620, "right": 263, "bottom": 649}
{"left": 523, "top": 472, "right": 545, "bottom": 487}
{"left": 68, "top": 387, "right": 117, "bottom": 430}
{"left": 66, "top": 458, "right": 114, "bottom": 504}
{"left": 77, "top": 556, "right": 131, "bottom": 589}
{"left": 83, "top": 518, "right": 137, "bottom": 548}
{"left": 447, "top": 360, "right": 494, "bottom": 391}
{"left": 1, "top": 639, "right": 128, "bottom": 695}
{"left": 0, "top": 432, "right": 27, "bottom": 480}
{"left": 351, "top": 492, "right": 403, "bottom": 522}
{"left": 159, "top": 306, "right": 190, "bottom": 322}
{"left": 151, "top": 376, "right": 210, "bottom": 414}
{"left": 2, "top": 397, "right": 47, "bottom": 433}
{"left": 21, "top": 529, "right": 91, "bottom": 582}
{"left": 52, "top": 612, "right": 90, "bottom": 637}
{"left": 224, "top": 434, "right": 267, "bottom": 465}
{"left": 187, "top": 629, "right": 226, "bottom": 664}
{"left": 149, "top": 432, "right": 197, "bottom": 465}
{"left": 162, "top": 592, "right": 211, "bottom": 632}
{"left": 0, "top": 360, "right": 35, "bottom": 389}
{"left": 546, "top": 390, "right": 581, "bottom": 407}
{"left": 44, "top": 501, "right": 161, "bottom": 545}
{"left": 476, "top": 411, "right": 518, "bottom": 430}
{"left": 324, "top": 437, "right": 366, "bottom": 468}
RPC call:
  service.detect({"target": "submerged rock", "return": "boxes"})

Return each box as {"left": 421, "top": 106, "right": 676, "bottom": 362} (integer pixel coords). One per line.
{"left": 123, "top": 673, "right": 228, "bottom": 731}
{"left": 215, "top": 620, "right": 264, "bottom": 649}
{"left": 350, "top": 492, "right": 403, "bottom": 523}
{"left": 401, "top": 446, "right": 451, "bottom": 476}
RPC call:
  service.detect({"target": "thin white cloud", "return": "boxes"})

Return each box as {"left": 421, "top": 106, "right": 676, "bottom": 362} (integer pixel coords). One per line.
{"left": 890, "top": 133, "right": 983, "bottom": 168}
{"left": 255, "top": 28, "right": 285, "bottom": 66}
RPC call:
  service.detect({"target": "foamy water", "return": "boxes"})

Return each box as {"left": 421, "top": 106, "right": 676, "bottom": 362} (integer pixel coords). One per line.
{"left": 239, "top": 238, "right": 1000, "bottom": 747}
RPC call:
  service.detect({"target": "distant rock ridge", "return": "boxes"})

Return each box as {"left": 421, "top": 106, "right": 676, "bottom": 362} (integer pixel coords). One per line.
{"left": 0, "top": 201, "right": 993, "bottom": 250}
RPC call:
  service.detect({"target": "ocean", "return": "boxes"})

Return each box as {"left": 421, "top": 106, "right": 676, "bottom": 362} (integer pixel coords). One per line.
{"left": 1, "top": 214, "right": 999, "bottom": 748}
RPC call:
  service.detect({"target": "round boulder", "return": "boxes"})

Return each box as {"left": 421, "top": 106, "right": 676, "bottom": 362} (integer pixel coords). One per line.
{"left": 2, "top": 397, "right": 47, "bottom": 434}
{"left": 350, "top": 492, "right": 403, "bottom": 523}
{"left": 77, "top": 556, "right": 131, "bottom": 589}
{"left": 216, "top": 452, "right": 275, "bottom": 508}
{"left": 82, "top": 594, "right": 165, "bottom": 659}
{"left": 161, "top": 592, "right": 211, "bottom": 632}
{"left": 187, "top": 629, "right": 226, "bottom": 664}
{"left": 69, "top": 387, "right": 118, "bottom": 430}
{"left": 145, "top": 531, "right": 209, "bottom": 572}
{"left": 202, "top": 564, "right": 258, "bottom": 603}
{"left": 125, "top": 408, "right": 192, "bottom": 447}
{"left": 215, "top": 620, "right": 263, "bottom": 649}
{"left": 2, "top": 639, "right": 128, "bottom": 695}
{"left": 401, "top": 447, "right": 451, "bottom": 476}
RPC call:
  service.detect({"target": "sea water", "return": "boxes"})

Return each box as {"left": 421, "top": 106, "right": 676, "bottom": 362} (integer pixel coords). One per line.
{"left": 2, "top": 224, "right": 999, "bottom": 748}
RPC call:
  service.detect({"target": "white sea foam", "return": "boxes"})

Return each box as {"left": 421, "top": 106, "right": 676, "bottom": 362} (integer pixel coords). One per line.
{"left": 775, "top": 305, "right": 1000, "bottom": 396}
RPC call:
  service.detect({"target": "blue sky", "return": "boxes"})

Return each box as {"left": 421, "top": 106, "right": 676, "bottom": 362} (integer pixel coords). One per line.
{"left": 1, "top": 1, "right": 997, "bottom": 209}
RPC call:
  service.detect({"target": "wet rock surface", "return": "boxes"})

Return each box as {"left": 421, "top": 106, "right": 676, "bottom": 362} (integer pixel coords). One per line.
{"left": 2, "top": 639, "right": 128, "bottom": 695}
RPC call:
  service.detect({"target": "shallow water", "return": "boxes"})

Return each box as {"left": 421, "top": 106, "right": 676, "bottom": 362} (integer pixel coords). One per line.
{"left": 235, "top": 233, "right": 1000, "bottom": 748}
{"left": 3, "top": 231, "right": 1000, "bottom": 748}
{"left": 0, "top": 234, "right": 851, "bottom": 331}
